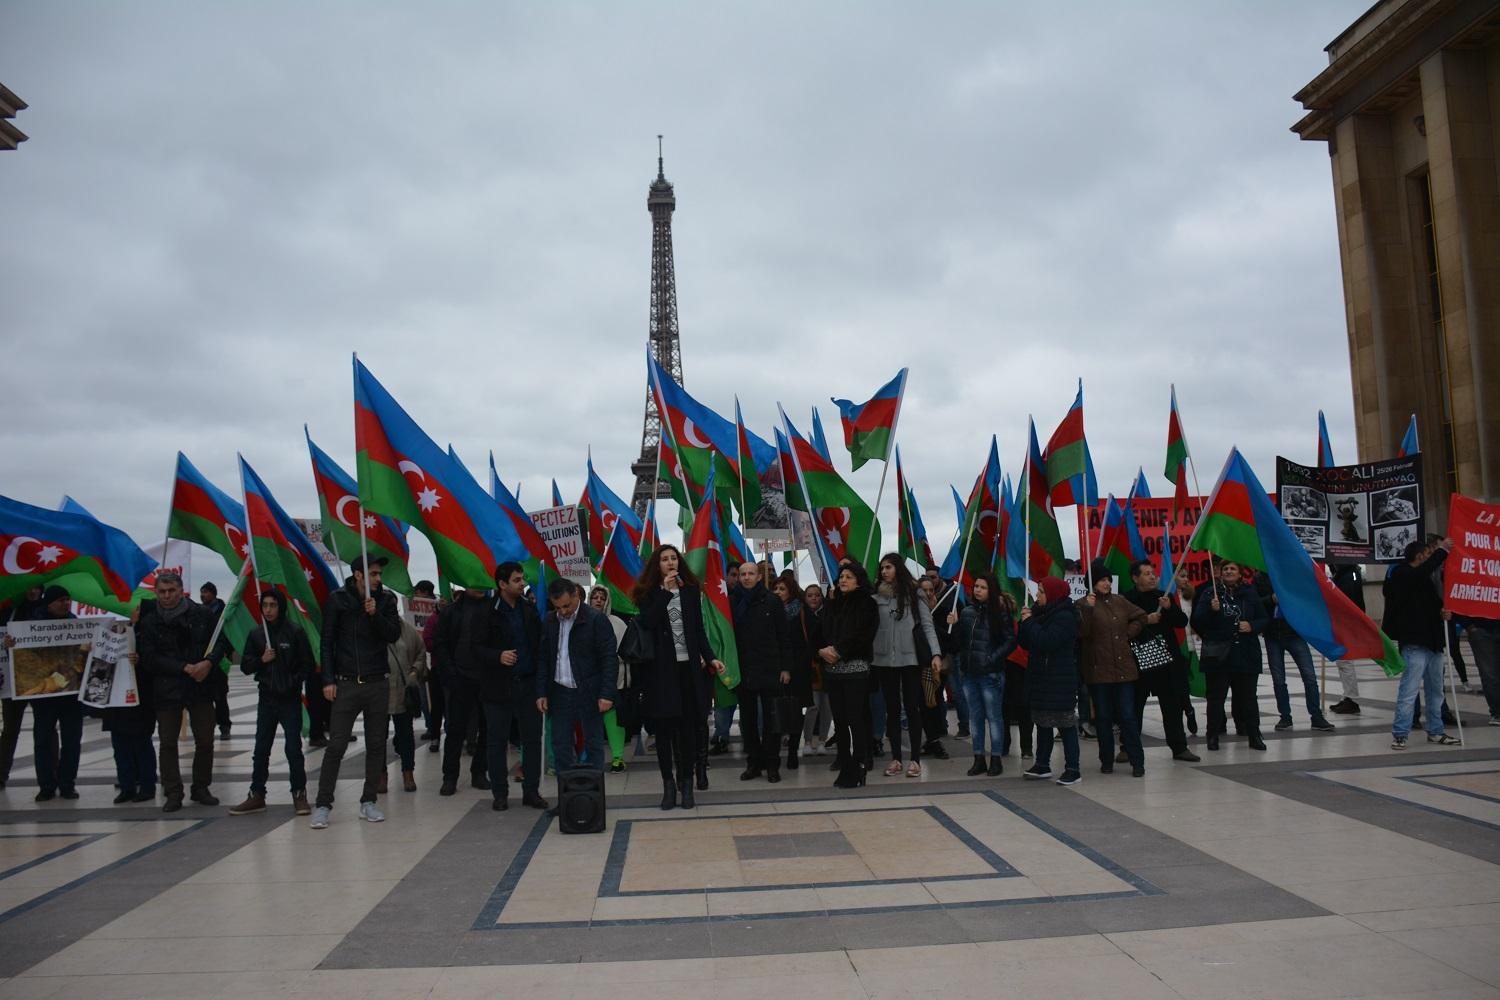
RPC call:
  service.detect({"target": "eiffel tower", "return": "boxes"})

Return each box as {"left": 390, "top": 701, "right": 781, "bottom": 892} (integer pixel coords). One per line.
{"left": 630, "top": 137, "right": 683, "bottom": 517}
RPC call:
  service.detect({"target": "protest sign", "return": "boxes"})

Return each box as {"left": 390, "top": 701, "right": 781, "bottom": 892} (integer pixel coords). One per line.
{"left": 79, "top": 621, "right": 138, "bottom": 709}
{"left": 1276, "top": 455, "right": 1423, "bottom": 563}
{"left": 528, "top": 505, "right": 591, "bottom": 586}
{"left": 6, "top": 617, "right": 105, "bottom": 700}
{"left": 1444, "top": 493, "right": 1500, "bottom": 620}
{"left": 404, "top": 595, "right": 438, "bottom": 631}
{"left": 1078, "top": 498, "right": 1214, "bottom": 590}
{"left": 293, "top": 518, "right": 341, "bottom": 571}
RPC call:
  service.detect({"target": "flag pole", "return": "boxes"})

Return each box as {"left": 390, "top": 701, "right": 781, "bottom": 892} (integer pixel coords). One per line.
{"left": 201, "top": 559, "right": 252, "bottom": 658}
{"left": 1177, "top": 388, "right": 1219, "bottom": 604}
{"left": 860, "top": 370, "right": 906, "bottom": 571}
{"left": 1023, "top": 435, "right": 1033, "bottom": 607}
{"left": 1444, "top": 622, "right": 1465, "bottom": 746}
{"left": 357, "top": 504, "right": 372, "bottom": 601}
{"left": 161, "top": 454, "right": 179, "bottom": 571}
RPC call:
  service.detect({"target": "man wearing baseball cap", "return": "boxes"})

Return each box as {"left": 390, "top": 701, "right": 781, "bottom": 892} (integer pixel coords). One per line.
{"left": 310, "top": 555, "right": 401, "bottom": 829}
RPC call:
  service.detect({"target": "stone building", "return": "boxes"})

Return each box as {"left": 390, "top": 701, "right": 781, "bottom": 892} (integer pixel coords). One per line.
{"left": 0, "top": 84, "right": 26, "bottom": 151}
{"left": 1293, "top": 0, "right": 1500, "bottom": 514}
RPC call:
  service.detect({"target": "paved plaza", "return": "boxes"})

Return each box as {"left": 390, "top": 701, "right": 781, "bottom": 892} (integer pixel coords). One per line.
{"left": 0, "top": 664, "right": 1498, "bottom": 999}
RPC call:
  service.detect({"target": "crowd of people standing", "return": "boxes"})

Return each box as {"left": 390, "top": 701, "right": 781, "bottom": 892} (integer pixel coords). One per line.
{"left": 0, "top": 532, "right": 1486, "bottom": 823}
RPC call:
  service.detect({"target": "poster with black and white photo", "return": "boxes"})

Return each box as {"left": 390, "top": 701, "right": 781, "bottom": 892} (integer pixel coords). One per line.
{"left": 79, "top": 621, "right": 138, "bottom": 710}
{"left": 1275, "top": 454, "right": 1424, "bottom": 564}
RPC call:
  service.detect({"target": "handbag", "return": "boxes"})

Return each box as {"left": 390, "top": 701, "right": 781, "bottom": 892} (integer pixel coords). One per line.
{"left": 920, "top": 662, "right": 940, "bottom": 709}
{"left": 618, "top": 617, "right": 655, "bottom": 665}
{"left": 1200, "top": 637, "right": 1232, "bottom": 661}
{"left": 403, "top": 683, "right": 422, "bottom": 716}
{"left": 1130, "top": 633, "right": 1174, "bottom": 671}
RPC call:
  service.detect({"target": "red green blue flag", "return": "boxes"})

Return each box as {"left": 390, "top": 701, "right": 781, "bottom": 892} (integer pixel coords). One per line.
{"left": 551, "top": 480, "right": 565, "bottom": 508}
{"left": 239, "top": 456, "right": 338, "bottom": 631}
{"left": 168, "top": 452, "right": 250, "bottom": 571}
{"left": 354, "top": 357, "right": 529, "bottom": 587}
{"left": 306, "top": 429, "right": 412, "bottom": 594}
{"left": 1020, "top": 418, "right": 1066, "bottom": 581}
{"left": 487, "top": 452, "right": 562, "bottom": 584}
{"left": 1164, "top": 384, "right": 1191, "bottom": 521}
{"left": 683, "top": 461, "right": 740, "bottom": 706}
{"left": 0, "top": 494, "right": 157, "bottom": 607}
{"left": 810, "top": 407, "right": 834, "bottom": 463}
{"left": 1044, "top": 380, "right": 1097, "bottom": 508}
{"left": 830, "top": 368, "right": 907, "bottom": 472}
{"left": 954, "top": 437, "right": 1003, "bottom": 590}
{"left": 582, "top": 453, "right": 643, "bottom": 567}
{"left": 1189, "top": 447, "right": 1403, "bottom": 675}
{"left": 779, "top": 408, "right": 881, "bottom": 574}
{"left": 895, "top": 447, "right": 934, "bottom": 569}
{"left": 733, "top": 397, "right": 763, "bottom": 525}
{"left": 1133, "top": 468, "right": 1152, "bottom": 500}
{"left": 1398, "top": 414, "right": 1419, "bottom": 457}
{"left": 595, "top": 521, "right": 643, "bottom": 615}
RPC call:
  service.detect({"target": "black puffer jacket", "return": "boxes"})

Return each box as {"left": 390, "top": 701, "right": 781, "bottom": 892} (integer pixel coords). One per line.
{"left": 136, "top": 599, "right": 231, "bottom": 707}
{"left": 823, "top": 588, "right": 879, "bottom": 666}
{"left": 241, "top": 617, "right": 315, "bottom": 702}
{"left": 953, "top": 605, "right": 1016, "bottom": 676}
{"left": 320, "top": 579, "right": 401, "bottom": 680}
{"left": 1382, "top": 550, "right": 1447, "bottom": 652}
{"left": 732, "top": 584, "right": 794, "bottom": 694}
{"left": 1018, "top": 600, "right": 1080, "bottom": 715}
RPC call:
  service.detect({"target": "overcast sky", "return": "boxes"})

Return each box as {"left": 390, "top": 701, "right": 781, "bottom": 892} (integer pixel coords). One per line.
{"left": 1, "top": 2, "right": 1366, "bottom": 593}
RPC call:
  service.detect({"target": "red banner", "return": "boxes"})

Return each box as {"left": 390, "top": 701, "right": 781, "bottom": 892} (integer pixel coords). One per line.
{"left": 1444, "top": 493, "right": 1500, "bottom": 620}
{"left": 1076, "top": 498, "right": 1212, "bottom": 589}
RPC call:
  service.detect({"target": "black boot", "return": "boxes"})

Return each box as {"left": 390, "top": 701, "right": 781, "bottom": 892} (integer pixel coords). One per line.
{"left": 1248, "top": 733, "right": 1267, "bottom": 751}
{"left": 660, "top": 780, "right": 677, "bottom": 811}
{"left": 834, "top": 761, "right": 866, "bottom": 789}
{"left": 987, "top": 756, "right": 1004, "bottom": 776}
{"left": 966, "top": 755, "right": 987, "bottom": 777}
{"left": 695, "top": 758, "right": 709, "bottom": 790}
{"left": 678, "top": 781, "right": 695, "bottom": 809}
{"left": 786, "top": 743, "right": 799, "bottom": 771}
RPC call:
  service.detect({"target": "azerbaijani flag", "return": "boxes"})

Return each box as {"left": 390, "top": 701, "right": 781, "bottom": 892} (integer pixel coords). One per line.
{"left": 1317, "top": 411, "right": 1336, "bottom": 468}
{"left": 595, "top": 521, "right": 643, "bottom": 615}
{"left": 0, "top": 495, "right": 157, "bottom": 606}
{"left": 895, "top": 446, "right": 935, "bottom": 569}
{"left": 648, "top": 350, "right": 776, "bottom": 506}
{"left": 954, "top": 438, "right": 1003, "bottom": 589}
{"left": 939, "top": 485, "right": 967, "bottom": 582}
{"left": 551, "top": 480, "right": 565, "bottom": 508}
{"left": 168, "top": 452, "right": 251, "bottom": 571}
{"left": 1133, "top": 468, "right": 1152, "bottom": 500}
{"left": 1044, "top": 379, "right": 1097, "bottom": 509}
{"left": 1189, "top": 447, "right": 1403, "bottom": 675}
{"left": 306, "top": 429, "right": 412, "bottom": 594}
{"left": 1157, "top": 518, "right": 1204, "bottom": 696}
{"left": 639, "top": 498, "right": 660, "bottom": 562}
{"left": 354, "top": 357, "right": 529, "bottom": 587}
{"left": 1398, "top": 414, "right": 1419, "bottom": 457}
{"left": 54, "top": 497, "right": 162, "bottom": 615}
{"left": 582, "top": 453, "right": 643, "bottom": 566}
{"left": 1164, "top": 384, "right": 1191, "bottom": 521}
{"left": 1019, "top": 418, "right": 1066, "bottom": 581}
{"left": 239, "top": 456, "right": 338, "bottom": 632}
{"left": 683, "top": 462, "right": 740, "bottom": 707}
{"left": 780, "top": 408, "right": 881, "bottom": 573}
{"left": 487, "top": 452, "right": 562, "bottom": 584}
{"left": 733, "top": 397, "right": 763, "bottom": 525}
{"left": 1098, "top": 489, "right": 1148, "bottom": 589}
{"left": 830, "top": 368, "right": 907, "bottom": 471}
{"left": 810, "top": 406, "right": 834, "bottom": 463}
{"left": 778, "top": 427, "right": 839, "bottom": 581}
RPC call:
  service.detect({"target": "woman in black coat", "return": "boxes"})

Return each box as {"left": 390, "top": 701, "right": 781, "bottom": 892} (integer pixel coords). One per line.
{"left": 772, "top": 573, "right": 812, "bottom": 771}
{"left": 1018, "top": 576, "right": 1084, "bottom": 785}
{"left": 633, "top": 544, "right": 723, "bottom": 811}
{"left": 815, "top": 563, "right": 880, "bottom": 789}
{"left": 1191, "top": 559, "right": 1269, "bottom": 752}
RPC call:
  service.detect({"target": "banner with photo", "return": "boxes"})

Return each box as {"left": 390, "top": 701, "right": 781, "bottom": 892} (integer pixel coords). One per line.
{"left": 1275, "top": 455, "right": 1423, "bottom": 564}
{"left": 3, "top": 617, "right": 106, "bottom": 700}
{"left": 79, "top": 620, "right": 139, "bottom": 710}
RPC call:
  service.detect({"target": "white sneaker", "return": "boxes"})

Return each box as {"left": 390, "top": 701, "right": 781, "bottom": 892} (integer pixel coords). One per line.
{"left": 1489, "top": 717, "right": 1500, "bottom": 727}
{"left": 358, "top": 801, "right": 385, "bottom": 823}
{"left": 309, "top": 806, "right": 330, "bottom": 830}
{"left": 804, "top": 741, "right": 822, "bottom": 757}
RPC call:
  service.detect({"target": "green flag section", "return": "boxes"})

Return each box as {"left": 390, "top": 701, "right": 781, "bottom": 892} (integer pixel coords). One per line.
{"left": 306, "top": 429, "right": 413, "bottom": 595}
{"left": 1020, "top": 419, "right": 1066, "bottom": 581}
{"left": 779, "top": 408, "right": 882, "bottom": 574}
{"left": 733, "top": 398, "right": 763, "bottom": 526}
{"left": 683, "top": 465, "right": 740, "bottom": 710}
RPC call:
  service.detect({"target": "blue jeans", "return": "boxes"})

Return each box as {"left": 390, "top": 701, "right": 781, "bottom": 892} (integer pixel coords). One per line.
{"left": 714, "top": 705, "right": 736, "bottom": 743}
{"left": 250, "top": 696, "right": 306, "bottom": 796}
{"left": 110, "top": 731, "right": 156, "bottom": 796}
{"left": 870, "top": 688, "right": 887, "bottom": 740}
{"left": 547, "top": 683, "right": 604, "bottom": 772}
{"left": 1090, "top": 682, "right": 1143, "bottom": 769}
{"left": 1265, "top": 633, "right": 1323, "bottom": 722}
{"left": 1393, "top": 644, "right": 1447, "bottom": 740}
{"left": 961, "top": 672, "right": 1004, "bottom": 755}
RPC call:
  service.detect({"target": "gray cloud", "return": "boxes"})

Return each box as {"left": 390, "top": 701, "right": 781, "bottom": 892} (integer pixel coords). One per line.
{"left": 1, "top": 1, "right": 1364, "bottom": 590}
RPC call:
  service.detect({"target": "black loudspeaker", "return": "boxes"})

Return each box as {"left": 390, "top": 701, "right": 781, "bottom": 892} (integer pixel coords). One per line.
{"left": 557, "top": 768, "right": 606, "bottom": 834}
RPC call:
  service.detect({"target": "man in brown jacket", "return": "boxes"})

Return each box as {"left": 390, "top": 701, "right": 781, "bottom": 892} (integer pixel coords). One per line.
{"left": 1076, "top": 558, "right": 1147, "bottom": 777}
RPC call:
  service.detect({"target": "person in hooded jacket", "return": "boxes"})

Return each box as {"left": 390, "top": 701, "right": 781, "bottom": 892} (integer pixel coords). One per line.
{"left": 229, "top": 589, "right": 315, "bottom": 816}
{"left": 948, "top": 572, "right": 1016, "bottom": 776}
{"left": 731, "top": 562, "right": 795, "bottom": 783}
{"left": 1020, "top": 577, "right": 1084, "bottom": 786}
{"left": 1191, "top": 559, "right": 1269, "bottom": 752}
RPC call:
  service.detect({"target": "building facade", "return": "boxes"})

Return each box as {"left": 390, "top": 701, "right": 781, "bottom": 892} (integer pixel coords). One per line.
{"left": 1293, "top": 0, "right": 1500, "bottom": 515}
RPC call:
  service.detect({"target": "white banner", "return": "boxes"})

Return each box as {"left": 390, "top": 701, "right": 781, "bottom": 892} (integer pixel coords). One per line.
{"left": 79, "top": 621, "right": 139, "bottom": 709}
{"left": 529, "top": 505, "right": 591, "bottom": 587}
{"left": 403, "top": 595, "right": 438, "bottom": 631}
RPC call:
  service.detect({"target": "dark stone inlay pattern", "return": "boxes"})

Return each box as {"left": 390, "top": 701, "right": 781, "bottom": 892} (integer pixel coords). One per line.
{"left": 733, "top": 831, "right": 856, "bottom": 860}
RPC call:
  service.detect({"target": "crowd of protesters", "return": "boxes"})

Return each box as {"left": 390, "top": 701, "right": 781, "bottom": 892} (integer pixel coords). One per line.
{"left": 0, "top": 533, "right": 1485, "bottom": 821}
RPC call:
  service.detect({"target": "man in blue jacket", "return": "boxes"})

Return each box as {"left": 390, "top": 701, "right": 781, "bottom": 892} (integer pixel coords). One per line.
{"left": 535, "top": 578, "right": 618, "bottom": 776}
